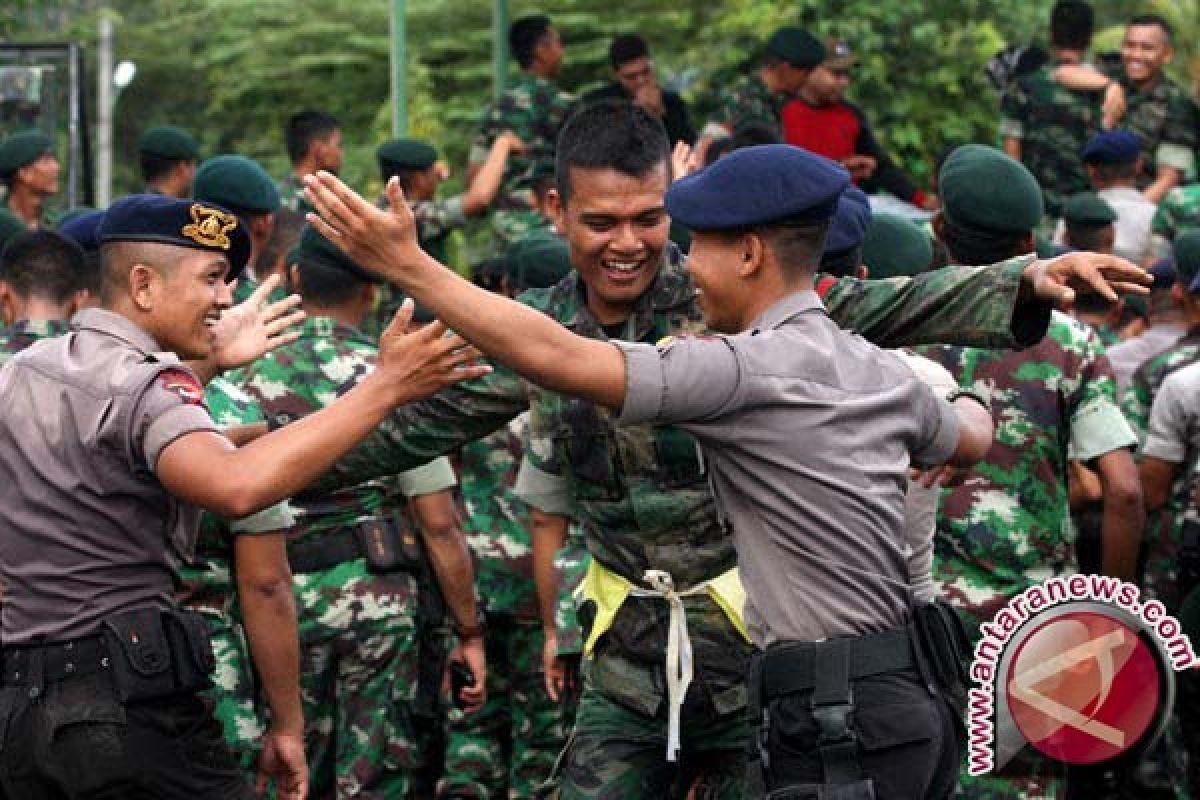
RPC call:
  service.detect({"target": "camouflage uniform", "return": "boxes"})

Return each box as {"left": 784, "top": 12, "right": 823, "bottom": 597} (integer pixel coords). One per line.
{"left": 1123, "top": 326, "right": 1200, "bottom": 611}
{"left": 176, "top": 376, "right": 294, "bottom": 771}
{"left": 440, "top": 415, "right": 565, "bottom": 799}
{"left": 918, "top": 311, "right": 1136, "bottom": 798}
{"left": 310, "top": 251, "right": 1054, "bottom": 799}
{"left": 232, "top": 272, "right": 290, "bottom": 306}
{"left": 1101, "top": 60, "right": 1198, "bottom": 187}
{"left": 0, "top": 318, "right": 69, "bottom": 366}
{"left": 235, "top": 315, "right": 457, "bottom": 798}
{"left": 707, "top": 74, "right": 783, "bottom": 141}
{"left": 470, "top": 74, "right": 572, "bottom": 246}
{"left": 999, "top": 62, "right": 1103, "bottom": 218}
{"left": 1151, "top": 185, "right": 1200, "bottom": 259}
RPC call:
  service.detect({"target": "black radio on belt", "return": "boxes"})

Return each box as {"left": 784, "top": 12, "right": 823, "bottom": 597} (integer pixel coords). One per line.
{"left": 101, "top": 607, "right": 215, "bottom": 702}
{"left": 355, "top": 515, "right": 422, "bottom": 573}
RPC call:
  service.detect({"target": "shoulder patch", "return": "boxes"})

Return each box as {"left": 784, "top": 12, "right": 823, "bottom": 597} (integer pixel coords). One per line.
{"left": 656, "top": 335, "right": 677, "bottom": 353}
{"left": 815, "top": 275, "right": 840, "bottom": 299}
{"left": 158, "top": 368, "right": 205, "bottom": 406}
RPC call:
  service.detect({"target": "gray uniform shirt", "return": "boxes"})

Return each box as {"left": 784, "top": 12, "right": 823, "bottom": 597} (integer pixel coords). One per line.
{"left": 1142, "top": 360, "right": 1200, "bottom": 465}
{"left": 0, "top": 308, "right": 217, "bottom": 644}
{"left": 1107, "top": 322, "right": 1188, "bottom": 393}
{"left": 616, "top": 290, "right": 959, "bottom": 646}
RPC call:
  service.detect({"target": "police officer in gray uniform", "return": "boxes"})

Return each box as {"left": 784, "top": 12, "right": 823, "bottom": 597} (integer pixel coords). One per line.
{"left": 0, "top": 194, "right": 487, "bottom": 799}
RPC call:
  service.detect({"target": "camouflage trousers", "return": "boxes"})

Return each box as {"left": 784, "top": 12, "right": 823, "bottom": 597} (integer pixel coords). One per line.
{"left": 203, "top": 613, "right": 265, "bottom": 772}
{"left": 438, "top": 614, "right": 564, "bottom": 799}
{"left": 557, "top": 659, "right": 749, "bottom": 800}
{"left": 296, "top": 561, "right": 421, "bottom": 799}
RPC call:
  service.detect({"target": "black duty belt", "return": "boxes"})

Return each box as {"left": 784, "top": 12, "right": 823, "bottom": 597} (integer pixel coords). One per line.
{"left": 760, "top": 626, "right": 915, "bottom": 700}
{"left": 287, "top": 526, "right": 364, "bottom": 574}
{"left": 2, "top": 635, "right": 110, "bottom": 686}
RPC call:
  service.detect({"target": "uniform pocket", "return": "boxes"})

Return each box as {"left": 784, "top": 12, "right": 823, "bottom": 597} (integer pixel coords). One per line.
{"left": 44, "top": 675, "right": 133, "bottom": 794}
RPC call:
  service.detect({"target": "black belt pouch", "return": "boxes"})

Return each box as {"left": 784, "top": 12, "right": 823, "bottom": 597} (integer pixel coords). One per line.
{"left": 163, "top": 610, "right": 215, "bottom": 693}
{"left": 355, "top": 516, "right": 421, "bottom": 573}
{"left": 102, "top": 608, "right": 176, "bottom": 702}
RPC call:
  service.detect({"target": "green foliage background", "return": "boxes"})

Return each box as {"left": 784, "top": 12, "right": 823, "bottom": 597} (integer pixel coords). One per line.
{"left": 5, "top": 0, "right": 1196, "bottom": 252}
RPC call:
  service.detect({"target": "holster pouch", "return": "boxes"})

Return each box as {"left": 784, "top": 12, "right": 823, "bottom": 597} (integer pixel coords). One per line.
{"left": 355, "top": 514, "right": 422, "bottom": 574}
{"left": 102, "top": 608, "right": 214, "bottom": 703}
{"left": 912, "top": 600, "right": 971, "bottom": 713}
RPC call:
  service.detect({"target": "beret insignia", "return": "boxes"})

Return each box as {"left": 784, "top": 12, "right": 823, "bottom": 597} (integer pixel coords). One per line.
{"left": 182, "top": 204, "right": 236, "bottom": 250}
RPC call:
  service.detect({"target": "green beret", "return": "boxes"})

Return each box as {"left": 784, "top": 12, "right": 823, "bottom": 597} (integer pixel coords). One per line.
{"left": 861, "top": 213, "right": 934, "bottom": 279}
{"left": 138, "top": 125, "right": 200, "bottom": 161}
{"left": 193, "top": 154, "right": 281, "bottom": 215}
{"left": 1172, "top": 230, "right": 1200, "bottom": 292}
{"left": 765, "top": 27, "right": 825, "bottom": 68}
{"left": 295, "top": 224, "right": 377, "bottom": 283}
{"left": 377, "top": 139, "right": 438, "bottom": 172}
{"left": 1062, "top": 192, "right": 1117, "bottom": 227}
{"left": 506, "top": 229, "right": 572, "bottom": 290}
{"left": 0, "top": 208, "right": 27, "bottom": 250}
{"left": 0, "top": 130, "right": 53, "bottom": 177}
{"left": 939, "top": 144, "right": 1043, "bottom": 235}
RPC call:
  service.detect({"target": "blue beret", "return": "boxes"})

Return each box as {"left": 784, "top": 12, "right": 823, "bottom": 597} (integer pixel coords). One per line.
{"left": 1149, "top": 257, "right": 1176, "bottom": 289}
{"left": 57, "top": 210, "right": 106, "bottom": 254}
{"left": 1082, "top": 130, "right": 1141, "bottom": 164}
{"left": 666, "top": 144, "right": 849, "bottom": 232}
{"left": 98, "top": 195, "right": 251, "bottom": 281}
{"left": 822, "top": 186, "right": 871, "bottom": 257}
{"left": 194, "top": 155, "right": 281, "bottom": 215}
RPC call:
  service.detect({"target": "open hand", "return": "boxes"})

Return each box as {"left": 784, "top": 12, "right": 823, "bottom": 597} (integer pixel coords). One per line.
{"left": 304, "top": 172, "right": 424, "bottom": 286}
{"left": 374, "top": 299, "right": 491, "bottom": 404}
{"left": 1023, "top": 251, "right": 1151, "bottom": 307}
{"left": 211, "top": 274, "right": 305, "bottom": 370}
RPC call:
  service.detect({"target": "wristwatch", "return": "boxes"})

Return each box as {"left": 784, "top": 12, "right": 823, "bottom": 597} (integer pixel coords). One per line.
{"left": 454, "top": 608, "right": 487, "bottom": 640}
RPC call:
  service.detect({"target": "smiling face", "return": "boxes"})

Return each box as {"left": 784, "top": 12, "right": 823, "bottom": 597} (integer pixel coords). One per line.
{"left": 1121, "top": 23, "right": 1172, "bottom": 85}
{"left": 146, "top": 249, "right": 234, "bottom": 359}
{"left": 684, "top": 230, "right": 751, "bottom": 333}
{"left": 552, "top": 164, "right": 671, "bottom": 325}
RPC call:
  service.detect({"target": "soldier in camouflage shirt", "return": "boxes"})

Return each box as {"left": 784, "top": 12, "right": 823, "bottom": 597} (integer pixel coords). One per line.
{"left": 440, "top": 413, "right": 566, "bottom": 800}
{"left": 234, "top": 227, "right": 484, "bottom": 798}
{"left": 470, "top": 15, "right": 572, "bottom": 247}
{"left": 917, "top": 145, "right": 1141, "bottom": 799}
{"left": 0, "top": 229, "right": 96, "bottom": 365}
{"left": 299, "top": 102, "right": 1145, "bottom": 798}
{"left": 176, "top": 376, "right": 300, "bottom": 773}
{"left": 999, "top": 1, "right": 1104, "bottom": 219}
{"left": 700, "top": 27, "right": 824, "bottom": 149}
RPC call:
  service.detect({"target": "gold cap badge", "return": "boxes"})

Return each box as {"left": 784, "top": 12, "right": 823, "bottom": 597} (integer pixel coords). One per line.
{"left": 181, "top": 204, "right": 236, "bottom": 250}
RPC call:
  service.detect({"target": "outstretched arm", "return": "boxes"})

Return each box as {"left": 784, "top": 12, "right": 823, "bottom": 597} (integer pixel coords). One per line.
{"left": 305, "top": 174, "right": 629, "bottom": 411}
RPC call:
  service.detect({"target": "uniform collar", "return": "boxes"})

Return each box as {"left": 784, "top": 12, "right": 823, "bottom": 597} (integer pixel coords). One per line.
{"left": 300, "top": 314, "right": 370, "bottom": 343}
{"left": 748, "top": 289, "right": 825, "bottom": 332}
{"left": 562, "top": 243, "right": 694, "bottom": 337}
{"left": 73, "top": 307, "right": 163, "bottom": 354}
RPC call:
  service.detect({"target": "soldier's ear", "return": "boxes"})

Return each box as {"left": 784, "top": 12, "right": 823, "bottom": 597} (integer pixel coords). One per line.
{"left": 931, "top": 212, "right": 946, "bottom": 245}
{"left": 130, "top": 263, "right": 157, "bottom": 311}
{"left": 547, "top": 188, "right": 565, "bottom": 230}
{"left": 738, "top": 232, "right": 766, "bottom": 278}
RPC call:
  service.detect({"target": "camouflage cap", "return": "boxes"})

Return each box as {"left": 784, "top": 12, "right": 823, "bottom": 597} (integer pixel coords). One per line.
{"left": 98, "top": 194, "right": 251, "bottom": 280}
{"left": 295, "top": 224, "right": 377, "bottom": 283}
{"left": 939, "top": 144, "right": 1043, "bottom": 235}
{"left": 1172, "top": 231, "right": 1200, "bottom": 293}
{"left": 377, "top": 138, "right": 438, "bottom": 172}
{"left": 861, "top": 212, "right": 934, "bottom": 279}
{"left": 0, "top": 130, "right": 53, "bottom": 177}
{"left": 506, "top": 229, "right": 572, "bottom": 290}
{"left": 0, "top": 208, "right": 27, "bottom": 250}
{"left": 193, "top": 154, "right": 281, "bottom": 215}
{"left": 765, "top": 27, "right": 825, "bottom": 68}
{"left": 1062, "top": 192, "right": 1117, "bottom": 227}
{"left": 138, "top": 125, "right": 200, "bottom": 161}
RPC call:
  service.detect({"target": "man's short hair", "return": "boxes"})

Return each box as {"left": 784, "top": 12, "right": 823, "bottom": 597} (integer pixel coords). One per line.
{"left": 296, "top": 257, "right": 369, "bottom": 307}
{"left": 1064, "top": 222, "right": 1113, "bottom": 253}
{"left": 1129, "top": 13, "right": 1173, "bottom": 42}
{"left": 1051, "top": 1, "right": 1094, "bottom": 51}
{"left": 940, "top": 219, "right": 1030, "bottom": 266}
{"left": 555, "top": 99, "right": 670, "bottom": 205}
{"left": 760, "top": 218, "right": 832, "bottom": 278}
{"left": 1092, "top": 160, "right": 1139, "bottom": 183}
{"left": 285, "top": 110, "right": 340, "bottom": 165}
{"left": 510, "top": 15, "right": 553, "bottom": 70}
{"left": 0, "top": 230, "right": 89, "bottom": 304}
{"left": 139, "top": 153, "right": 191, "bottom": 184}
{"left": 609, "top": 33, "right": 649, "bottom": 70}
